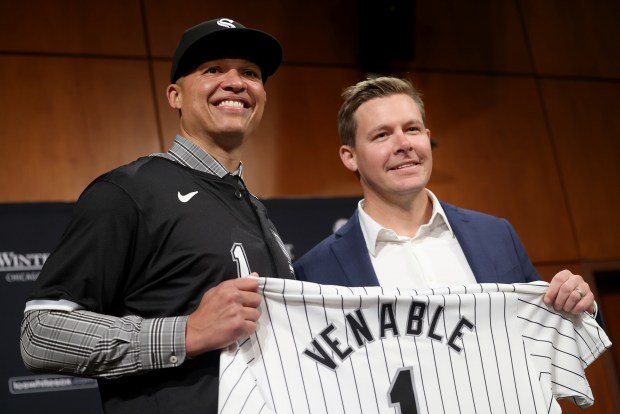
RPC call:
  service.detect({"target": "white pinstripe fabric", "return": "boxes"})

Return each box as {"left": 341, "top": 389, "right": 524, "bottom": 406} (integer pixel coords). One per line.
{"left": 219, "top": 279, "right": 611, "bottom": 414}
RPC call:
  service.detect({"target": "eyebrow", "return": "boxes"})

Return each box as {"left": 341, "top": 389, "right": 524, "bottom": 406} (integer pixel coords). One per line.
{"left": 366, "top": 118, "right": 424, "bottom": 134}
{"left": 365, "top": 124, "right": 390, "bottom": 138}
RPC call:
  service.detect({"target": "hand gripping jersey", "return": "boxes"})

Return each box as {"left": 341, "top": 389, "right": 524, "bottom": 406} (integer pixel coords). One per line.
{"left": 219, "top": 278, "right": 611, "bottom": 414}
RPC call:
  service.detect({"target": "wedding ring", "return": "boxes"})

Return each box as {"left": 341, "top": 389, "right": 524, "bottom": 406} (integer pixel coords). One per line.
{"left": 574, "top": 287, "right": 585, "bottom": 298}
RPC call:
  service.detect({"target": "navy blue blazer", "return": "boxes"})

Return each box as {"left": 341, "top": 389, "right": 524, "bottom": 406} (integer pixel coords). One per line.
{"left": 294, "top": 202, "right": 541, "bottom": 287}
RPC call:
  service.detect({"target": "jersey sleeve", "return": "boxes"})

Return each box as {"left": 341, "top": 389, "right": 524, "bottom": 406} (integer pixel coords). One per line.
{"left": 21, "top": 180, "right": 185, "bottom": 378}
{"left": 27, "top": 180, "right": 144, "bottom": 312}
{"left": 517, "top": 284, "right": 612, "bottom": 408}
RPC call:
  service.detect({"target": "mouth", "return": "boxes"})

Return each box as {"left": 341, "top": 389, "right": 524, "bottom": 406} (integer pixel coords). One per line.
{"left": 215, "top": 99, "right": 250, "bottom": 109}
{"left": 389, "top": 161, "right": 420, "bottom": 171}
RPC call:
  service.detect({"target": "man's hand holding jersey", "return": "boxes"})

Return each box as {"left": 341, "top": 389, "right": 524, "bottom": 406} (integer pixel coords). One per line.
{"left": 185, "top": 274, "right": 261, "bottom": 357}
{"left": 544, "top": 269, "right": 596, "bottom": 315}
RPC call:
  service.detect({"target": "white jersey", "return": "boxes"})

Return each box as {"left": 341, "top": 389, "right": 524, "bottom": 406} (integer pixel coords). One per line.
{"left": 219, "top": 278, "right": 610, "bottom": 414}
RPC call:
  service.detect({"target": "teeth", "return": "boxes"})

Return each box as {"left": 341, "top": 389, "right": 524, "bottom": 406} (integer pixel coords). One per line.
{"left": 218, "top": 100, "right": 244, "bottom": 108}
{"left": 396, "top": 163, "right": 416, "bottom": 169}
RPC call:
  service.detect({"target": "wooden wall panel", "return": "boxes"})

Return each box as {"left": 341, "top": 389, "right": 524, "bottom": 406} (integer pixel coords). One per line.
{"left": 404, "top": 73, "right": 578, "bottom": 263}
{"left": 146, "top": 0, "right": 534, "bottom": 72}
{"left": 245, "top": 66, "right": 364, "bottom": 196}
{"left": 535, "top": 262, "right": 583, "bottom": 283}
{"left": 540, "top": 80, "right": 620, "bottom": 260}
{"left": 0, "top": 0, "right": 145, "bottom": 55}
{"left": 520, "top": 0, "right": 620, "bottom": 77}
{"left": 0, "top": 56, "right": 160, "bottom": 202}
{"left": 412, "top": 0, "right": 532, "bottom": 73}
{"left": 144, "top": 0, "right": 358, "bottom": 65}
{"left": 152, "top": 61, "right": 179, "bottom": 150}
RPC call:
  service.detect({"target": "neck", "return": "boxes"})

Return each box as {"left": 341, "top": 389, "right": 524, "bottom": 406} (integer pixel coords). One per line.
{"left": 362, "top": 190, "right": 433, "bottom": 237}
{"left": 181, "top": 130, "right": 244, "bottom": 172}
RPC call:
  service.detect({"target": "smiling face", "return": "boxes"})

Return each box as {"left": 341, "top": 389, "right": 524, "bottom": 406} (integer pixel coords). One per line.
{"left": 340, "top": 93, "right": 433, "bottom": 205}
{"left": 167, "top": 58, "right": 267, "bottom": 152}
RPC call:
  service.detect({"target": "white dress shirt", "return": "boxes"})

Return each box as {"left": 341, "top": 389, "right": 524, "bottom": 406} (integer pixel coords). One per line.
{"left": 358, "top": 190, "right": 477, "bottom": 289}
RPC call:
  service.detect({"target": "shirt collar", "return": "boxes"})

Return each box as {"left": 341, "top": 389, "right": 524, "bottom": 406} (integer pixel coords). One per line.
{"left": 165, "top": 135, "right": 243, "bottom": 178}
{"left": 427, "top": 189, "right": 454, "bottom": 236}
{"left": 358, "top": 189, "right": 454, "bottom": 256}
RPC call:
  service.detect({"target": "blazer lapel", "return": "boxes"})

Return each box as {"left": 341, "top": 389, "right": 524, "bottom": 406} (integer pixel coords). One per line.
{"left": 331, "top": 212, "right": 380, "bottom": 287}
{"left": 442, "top": 202, "right": 497, "bottom": 283}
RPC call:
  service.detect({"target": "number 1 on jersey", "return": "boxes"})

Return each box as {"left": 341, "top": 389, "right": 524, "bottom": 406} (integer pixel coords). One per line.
{"left": 388, "top": 366, "right": 420, "bottom": 414}
{"left": 231, "top": 243, "right": 251, "bottom": 277}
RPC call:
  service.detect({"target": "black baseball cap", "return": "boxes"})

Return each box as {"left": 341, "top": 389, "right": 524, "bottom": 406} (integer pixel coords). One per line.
{"left": 170, "top": 18, "right": 283, "bottom": 84}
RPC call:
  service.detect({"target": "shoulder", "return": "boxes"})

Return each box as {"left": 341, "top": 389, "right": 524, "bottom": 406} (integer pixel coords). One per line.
{"left": 441, "top": 201, "right": 513, "bottom": 229}
{"left": 73, "top": 157, "right": 191, "bottom": 216}
{"left": 441, "top": 200, "right": 531, "bottom": 257}
{"left": 293, "top": 212, "right": 358, "bottom": 274}
{"left": 94, "top": 156, "right": 183, "bottom": 187}
{"left": 82, "top": 156, "right": 197, "bottom": 199}
{"left": 440, "top": 201, "right": 524, "bottom": 247}
{"left": 295, "top": 232, "right": 338, "bottom": 268}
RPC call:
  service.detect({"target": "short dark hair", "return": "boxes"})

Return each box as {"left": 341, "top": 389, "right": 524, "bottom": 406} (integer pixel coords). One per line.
{"left": 338, "top": 77, "right": 425, "bottom": 146}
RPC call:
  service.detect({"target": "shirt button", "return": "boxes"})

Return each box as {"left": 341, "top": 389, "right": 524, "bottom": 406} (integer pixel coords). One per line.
{"left": 169, "top": 355, "right": 178, "bottom": 364}
{"left": 235, "top": 190, "right": 242, "bottom": 199}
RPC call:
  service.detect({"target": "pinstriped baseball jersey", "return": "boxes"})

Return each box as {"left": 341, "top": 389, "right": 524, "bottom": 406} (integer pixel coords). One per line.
{"left": 219, "top": 278, "right": 611, "bottom": 414}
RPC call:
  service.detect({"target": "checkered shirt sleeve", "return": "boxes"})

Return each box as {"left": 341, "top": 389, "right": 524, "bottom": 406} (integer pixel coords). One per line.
{"left": 21, "top": 310, "right": 187, "bottom": 378}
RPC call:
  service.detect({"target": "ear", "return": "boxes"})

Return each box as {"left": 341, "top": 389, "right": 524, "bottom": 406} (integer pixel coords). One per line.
{"left": 166, "top": 83, "right": 182, "bottom": 109}
{"left": 425, "top": 128, "right": 433, "bottom": 149}
{"left": 339, "top": 145, "right": 358, "bottom": 173}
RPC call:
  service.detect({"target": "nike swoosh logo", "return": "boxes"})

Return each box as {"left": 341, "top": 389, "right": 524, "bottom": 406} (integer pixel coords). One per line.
{"left": 178, "top": 191, "right": 198, "bottom": 203}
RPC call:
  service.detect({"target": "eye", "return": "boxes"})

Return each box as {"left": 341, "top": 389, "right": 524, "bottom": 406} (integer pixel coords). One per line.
{"left": 203, "top": 66, "right": 220, "bottom": 74}
{"left": 373, "top": 132, "right": 388, "bottom": 140}
{"left": 241, "top": 69, "right": 261, "bottom": 80}
{"left": 407, "top": 126, "right": 421, "bottom": 133}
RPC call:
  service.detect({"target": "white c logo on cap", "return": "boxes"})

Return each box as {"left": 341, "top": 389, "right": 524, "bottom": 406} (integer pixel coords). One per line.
{"left": 217, "top": 18, "right": 236, "bottom": 29}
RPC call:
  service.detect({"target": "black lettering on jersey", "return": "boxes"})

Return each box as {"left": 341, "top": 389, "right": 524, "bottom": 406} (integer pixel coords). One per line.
{"left": 304, "top": 303, "right": 477, "bottom": 370}
{"left": 380, "top": 303, "right": 399, "bottom": 338}
{"left": 427, "top": 305, "right": 444, "bottom": 342}
{"left": 303, "top": 337, "right": 337, "bottom": 370}
{"left": 346, "top": 309, "right": 374, "bottom": 347}
{"left": 320, "top": 324, "right": 353, "bottom": 360}
{"left": 447, "top": 317, "right": 474, "bottom": 352}
{"left": 406, "top": 301, "right": 426, "bottom": 336}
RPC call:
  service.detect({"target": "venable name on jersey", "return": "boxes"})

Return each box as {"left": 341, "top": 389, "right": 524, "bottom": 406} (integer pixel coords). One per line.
{"left": 303, "top": 300, "right": 474, "bottom": 370}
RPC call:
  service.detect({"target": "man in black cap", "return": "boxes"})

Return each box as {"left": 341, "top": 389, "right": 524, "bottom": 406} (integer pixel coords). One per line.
{"left": 20, "top": 18, "right": 294, "bottom": 413}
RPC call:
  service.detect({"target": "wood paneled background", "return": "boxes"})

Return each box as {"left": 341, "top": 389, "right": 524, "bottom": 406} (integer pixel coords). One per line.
{"left": 1, "top": 1, "right": 618, "bottom": 411}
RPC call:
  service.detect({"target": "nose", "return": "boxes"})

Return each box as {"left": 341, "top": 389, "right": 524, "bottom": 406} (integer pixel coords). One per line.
{"left": 221, "top": 69, "right": 246, "bottom": 92}
{"left": 394, "top": 130, "right": 414, "bottom": 153}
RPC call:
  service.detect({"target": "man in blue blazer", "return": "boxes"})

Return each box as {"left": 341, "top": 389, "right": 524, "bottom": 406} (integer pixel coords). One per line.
{"left": 294, "top": 76, "right": 595, "bottom": 316}
{"left": 294, "top": 203, "right": 539, "bottom": 286}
